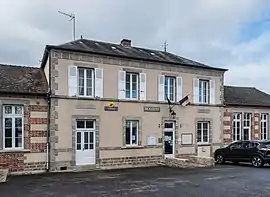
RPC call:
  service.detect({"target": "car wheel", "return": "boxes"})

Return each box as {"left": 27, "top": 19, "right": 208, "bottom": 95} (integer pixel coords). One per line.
{"left": 215, "top": 154, "right": 225, "bottom": 164}
{"left": 251, "top": 155, "right": 264, "bottom": 167}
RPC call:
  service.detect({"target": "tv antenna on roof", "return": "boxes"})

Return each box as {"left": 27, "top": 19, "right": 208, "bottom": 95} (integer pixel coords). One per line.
{"left": 163, "top": 40, "right": 168, "bottom": 52}
{"left": 58, "top": 11, "right": 76, "bottom": 40}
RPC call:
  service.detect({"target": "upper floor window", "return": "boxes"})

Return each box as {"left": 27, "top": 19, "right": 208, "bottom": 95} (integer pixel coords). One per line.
{"left": 125, "top": 72, "right": 139, "bottom": 99}
{"left": 118, "top": 71, "right": 146, "bottom": 101}
{"left": 164, "top": 76, "right": 175, "bottom": 102}
{"left": 193, "top": 78, "right": 215, "bottom": 105}
{"left": 158, "top": 75, "right": 182, "bottom": 102}
{"left": 3, "top": 105, "right": 24, "bottom": 149}
{"left": 78, "top": 68, "right": 94, "bottom": 97}
{"left": 68, "top": 66, "right": 103, "bottom": 98}
{"left": 199, "top": 79, "right": 209, "bottom": 104}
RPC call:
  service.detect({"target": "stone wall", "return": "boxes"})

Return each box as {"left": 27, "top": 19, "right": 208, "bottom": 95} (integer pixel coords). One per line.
{"left": 0, "top": 97, "right": 48, "bottom": 174}
{"left": 163, "top": 156, "right": 215, "bottom": 168}
{"left": 99, "top": 155, "right": 162, "bottom": 169}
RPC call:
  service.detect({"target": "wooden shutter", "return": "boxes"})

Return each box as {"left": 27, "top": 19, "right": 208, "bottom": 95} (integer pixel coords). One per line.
{"left": 68, "top": 65, "right": 77, "bottom": 97}
{"left": 158, "top": 75, "right": 165, "bottom": 101}
{"left": 118, "top": 70, "right": 126, "bottom": 99}
{"left": 210, "top": 79, "right": 215, "bottom": 105}
{"left": 193, "top": 78, "right": 199, "bottom": 103}
{"left": 139, "top": 73, "right": 147, "bottom": 100}
{"left": 94, "top": 68, "right": 103, "bottom": 98}
{"left": 176, "top": 76, "right": 183, "bottom": 102}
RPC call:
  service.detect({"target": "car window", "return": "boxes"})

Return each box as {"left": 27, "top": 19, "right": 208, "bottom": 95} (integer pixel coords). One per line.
{"left": 230, "top": 142, "right": 242, "bottom": 149}
{"left": 242, "top": 142, "right": 250, "bottom": 148}
{"left": 250, "top": 142, "right": 259, "bottom": 148}
{"left": 260, "top": 141, "right": 270, "bottom": 148}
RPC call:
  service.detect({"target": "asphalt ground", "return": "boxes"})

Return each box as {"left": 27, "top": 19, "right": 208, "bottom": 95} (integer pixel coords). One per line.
{"left": 1, "top": 164, "right": 270, "bottom": 197}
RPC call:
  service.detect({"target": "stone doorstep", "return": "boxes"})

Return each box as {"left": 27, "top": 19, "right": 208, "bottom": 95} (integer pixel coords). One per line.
{"left": 0, "top": 169, "right": 9, "bottom": 183}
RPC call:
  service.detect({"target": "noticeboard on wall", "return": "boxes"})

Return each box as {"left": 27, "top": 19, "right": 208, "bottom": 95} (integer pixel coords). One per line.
{"left": 181, "top": 133, "right": 193, "bottom": 145}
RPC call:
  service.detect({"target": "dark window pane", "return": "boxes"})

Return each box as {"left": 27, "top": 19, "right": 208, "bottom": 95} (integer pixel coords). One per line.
{"left": 5, "top": 118, "right": 12, "bottom": 128}
{"left": 4, "top": 106, "right": 12, "bottom": 114}
{"left": 132, "top": 122, "right": 137, "bottom": 144}
{"left": 86, "top": 121, "right": 94, "bottom": 129}
{"left": 77, "top": 132, "right": 81, "bottom": 143}
{"left": 15, "top": 118, "right": 22, "bottom": 127}
{"left": 15, "top": 106, "right": 23, "bottom": 114}
{"left": 89, "top": 132, "right": 94, "bottom": 143}
{"left": 5, "top": 128, "right": 12, "bottom": 138}
{"left": 15, "top": 127, "right": 22, "bottom": 138}
{"left": 84, "top": 144, "right": 89, "bottom": 150}
{"left": 89, "top": 144, "right": 94, "bottom": 149}
{"left": 77, "top": 121, "right": 85, "bottom": 128}
{"left": 132, "top": 74, "right": 137, "bottom": 83}
{"left": 164, "top": 123, "right": 173, "bottom": 129}
{"left": 5, "top": 138, "right": 12, "bottom": 148}
{"left": 125, "top": 124, "right": 130, "bottom": 145}
{"left": 197, "top": 123, "right": 201, "bottom": 130}
{"left": 15, "top": 137, "right": 22, "bottom": 148}
{"left": 77, "top": 144, "right": 81, "bottom": 150}
{"left": 84, "top": 132, "right": 89, "bottom": 143}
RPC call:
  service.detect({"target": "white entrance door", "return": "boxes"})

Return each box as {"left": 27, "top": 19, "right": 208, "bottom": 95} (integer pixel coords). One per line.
{"left": 164, "top": 121, "right": 175, "bottom": 158}
{"left": 76, "top": 120, "right": 95, "bottom": 165}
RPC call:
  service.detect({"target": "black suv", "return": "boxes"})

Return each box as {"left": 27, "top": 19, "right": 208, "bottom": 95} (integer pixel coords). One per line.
{"left": 214, "top": 140, "right": 270, "bottom": 167}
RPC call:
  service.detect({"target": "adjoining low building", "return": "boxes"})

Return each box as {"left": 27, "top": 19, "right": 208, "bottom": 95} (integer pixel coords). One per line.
{"left": 0, "top": 64, "right": 48, "bottom": 174}
{"left": 40, "top": 38, "right": 228, "bottom": 171}
{"left": 223, "top": 86, "right": 270, "bottom": 144}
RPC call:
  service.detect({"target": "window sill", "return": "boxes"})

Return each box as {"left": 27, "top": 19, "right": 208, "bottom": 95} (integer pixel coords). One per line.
{"left": 0, "top": 149, "right": 31, "bottom": 153}
{"left": 121, "top": 146, "right": 144, "bottom": 149}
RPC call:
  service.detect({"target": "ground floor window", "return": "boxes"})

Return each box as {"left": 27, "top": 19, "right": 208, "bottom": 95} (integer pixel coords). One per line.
{"left": 196, "top": 121, "right": 210, "bottom": 144}
{"left": 125, "top": 120, "right": 139, "bottom": 146}
{"left": 3, "top": 105, "right": 24, "bottom": 149}
{"left": 233, "top": 113, "right": 241, "bottom": 141}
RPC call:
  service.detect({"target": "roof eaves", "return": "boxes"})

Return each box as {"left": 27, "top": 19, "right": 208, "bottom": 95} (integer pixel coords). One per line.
{"left": 47, "top": 45, "right": 228, "bottom": 72}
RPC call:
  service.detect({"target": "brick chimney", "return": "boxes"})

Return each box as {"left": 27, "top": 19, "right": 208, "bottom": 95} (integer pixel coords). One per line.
{"left": 120, "top": 39, "right": 131, "bottom": 47}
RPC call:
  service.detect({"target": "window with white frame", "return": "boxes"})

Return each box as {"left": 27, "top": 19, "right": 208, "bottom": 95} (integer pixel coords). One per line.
{"left": 243, "top": 113, "right": 252, "bottom": 140}
{"left": 125, "top": 120, "right": 139, "bottom": 146}
{"left": 196, "top": 121, "right": 210, "bottom": 143}
{"left": 233, "top": 113, "right": 241, "bottom": 141}
{"left": 198, "top": 79, "right": 210, "bottom": 104}
{"left": 125, "top": 72, "right": 139, "bottom": 99}
{"left": 3, "top": 105, "right": 24, "bottom": 149}
{"left": 261, "top": 113, "right": 268, "bottom": 140}
{"left": 78, "top": 68, "right": 94, "bottom": 97}
{"left": 164, "top": 76, "right": 175, "bottom": 102}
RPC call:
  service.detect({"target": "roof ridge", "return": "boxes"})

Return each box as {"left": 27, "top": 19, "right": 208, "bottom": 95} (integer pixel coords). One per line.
{"left": 0, "top": 64, "right": 40, "bottom": 69}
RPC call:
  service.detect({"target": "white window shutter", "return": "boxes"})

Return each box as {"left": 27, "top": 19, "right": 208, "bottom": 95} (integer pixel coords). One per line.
{"left": 95, "top": 68, "right": 103, "bottom": 98}
{"left": 176, "top": 76, "right": 183, "bottom": 102}
{"left": 68, "top": 65, "right": 77, "bottom": 97}
{"left": 139, "top": 73, "right": 147, "bottom": 100}
{"left": 118, "top": 70, "right": 126, "bottom": 99}
{"left": 210, "top": 79, "right": 215, "bottom": 105}
{"left": 193, "top": 78, "right": 199, "bottom": 104}
{"left": 158, "top": 75, "right": 165, "bottom": 101}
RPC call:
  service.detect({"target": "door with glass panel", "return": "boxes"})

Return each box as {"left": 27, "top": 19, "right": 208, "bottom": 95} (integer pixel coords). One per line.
{"left": 76, "top": 120, "right": 95, "bottom": 165}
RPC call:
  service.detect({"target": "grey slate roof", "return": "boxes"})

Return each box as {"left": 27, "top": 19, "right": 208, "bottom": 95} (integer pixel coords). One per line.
{"left": 224, "top": 86, "right": 270, "bottom": 107}
{"left": 0, "top": 64, "right": 48, "bottom": 95}
{"left": 41, "top": 38, "right": 227, "bottom": 71}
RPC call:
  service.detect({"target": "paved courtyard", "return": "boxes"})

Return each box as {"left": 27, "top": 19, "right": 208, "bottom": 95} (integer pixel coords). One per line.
{"left": 1, "top": 164, "right": 270, "bottom": 197}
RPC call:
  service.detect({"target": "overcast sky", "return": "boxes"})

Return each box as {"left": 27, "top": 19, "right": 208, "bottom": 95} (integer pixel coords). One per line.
{"left": 1, "top": 0, "right": 270, "bottom": 92}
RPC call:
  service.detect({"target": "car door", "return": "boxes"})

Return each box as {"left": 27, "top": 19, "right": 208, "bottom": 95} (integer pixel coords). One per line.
{"left": 227, "top": 142, "right": 243, "bottom": 161}
{"left": 237, "top": 142, "right": 251, "bottom": 161}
